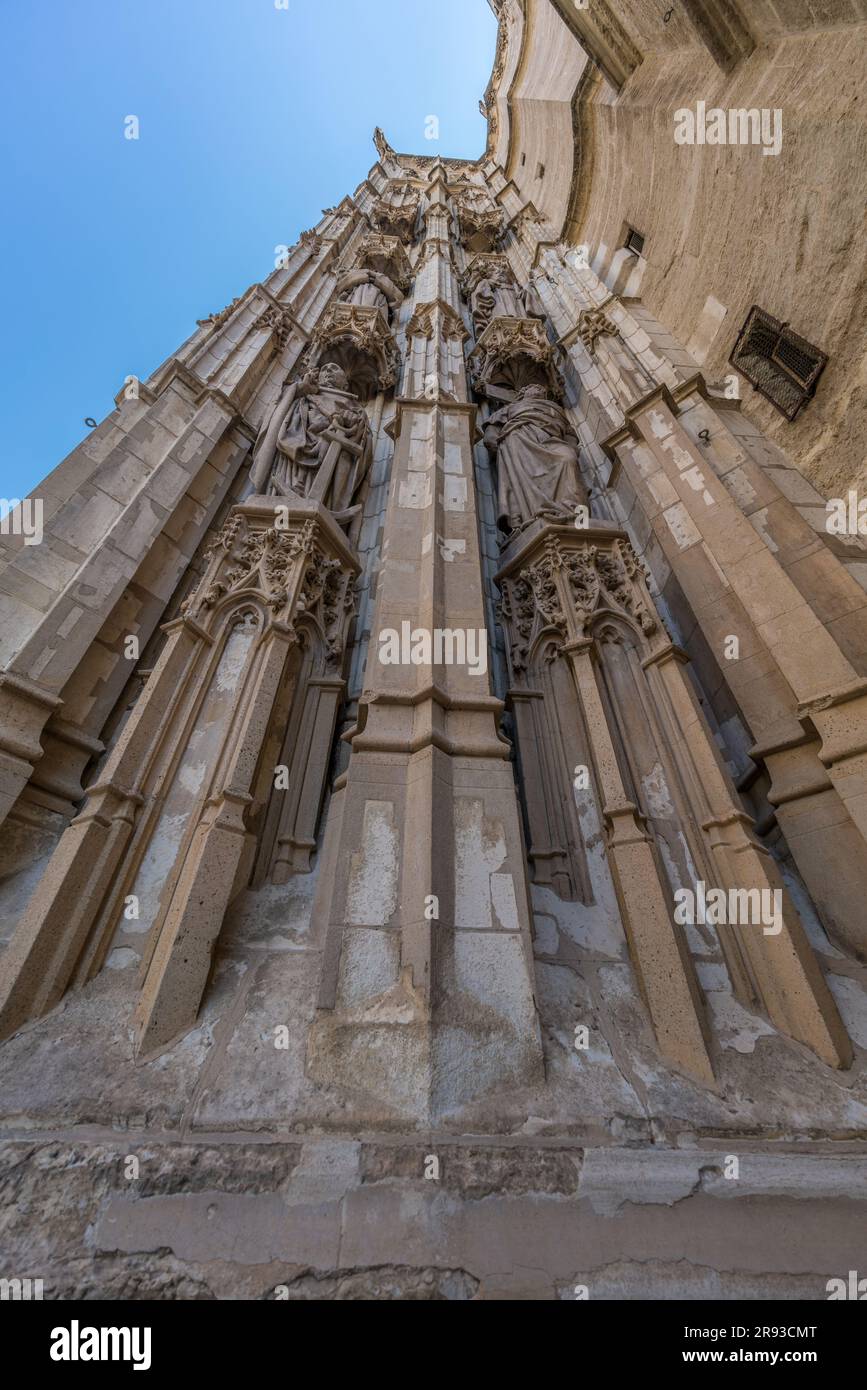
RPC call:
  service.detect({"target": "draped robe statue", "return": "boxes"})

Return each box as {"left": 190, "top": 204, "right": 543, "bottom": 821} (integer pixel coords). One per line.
{"left": 483, "top": 384, "right": 588, "bottom": 536}
{"left": 471, "top": 268, "right": 547, "bottom": 333}
{"left": 249, "top": 363, "right": 372, "bottom": 522}
{"left": 335, "top": 268, "right": 401, "bottom": 326}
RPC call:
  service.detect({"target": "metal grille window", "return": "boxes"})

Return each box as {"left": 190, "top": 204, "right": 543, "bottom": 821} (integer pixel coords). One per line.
{"left": 624, "top": 227, "right": 645, "bottom": 255}
{"left": 730, "top": 306, "right": 827, "bottom": 421}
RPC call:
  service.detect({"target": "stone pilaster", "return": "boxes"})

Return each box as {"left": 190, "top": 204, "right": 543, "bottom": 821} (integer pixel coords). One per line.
{"left": 609, "top": 382, "right": 867, "bottom": 954}
{"left": 307, "top": 176, "right": 544, "bottom": 1121}
{"left": 0, "top": 373, "right": 255, "bottom": 838}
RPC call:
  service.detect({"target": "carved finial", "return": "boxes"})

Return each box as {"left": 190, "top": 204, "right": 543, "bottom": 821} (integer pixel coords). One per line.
{"left": 373, "top": 127, "right": 395, "bottom": 161}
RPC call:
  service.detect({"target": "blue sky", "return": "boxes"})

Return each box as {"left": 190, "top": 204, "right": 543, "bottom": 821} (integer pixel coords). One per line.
{"left": 0, "top": 0, "right": 496, "bottom": 501}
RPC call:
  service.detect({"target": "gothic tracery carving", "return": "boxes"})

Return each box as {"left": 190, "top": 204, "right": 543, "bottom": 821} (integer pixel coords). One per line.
{"left": 299, "top": 547, "right": 358, "bottom": 667}
{"left": 406, "top": 301, "right": 468, "bottom": 341}
{"left": 181, "top": 513, "right": 317, "bottom": 622}
{"left": 497, "top": 531, "right": 659, "bottom": 681}
{"left": 254, "top": 304, "right": 296, "bottom": 350}
{"left": 469, "top": 314, "right": 561, "bottom": 397}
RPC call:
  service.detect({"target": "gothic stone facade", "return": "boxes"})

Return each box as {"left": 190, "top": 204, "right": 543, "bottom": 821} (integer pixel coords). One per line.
{"left": 1, "top": 1, "right": 867, "bottom": 1301}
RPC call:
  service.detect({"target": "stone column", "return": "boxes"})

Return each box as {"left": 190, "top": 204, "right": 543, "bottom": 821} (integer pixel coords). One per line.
{"left": 0, "top": 616, "right": 199, "bottom": 1040}
{"left": 645, "top": 643, "right": 850, "bottom": 1068}
{"left": 565, "top": 631, "right": 715, "bottom": 1084}
{"left": 307, "top": 172, "right": 544, "bottom": 1122}
{"left": 131, "top": 606, "right": 296, "bottom": 1054}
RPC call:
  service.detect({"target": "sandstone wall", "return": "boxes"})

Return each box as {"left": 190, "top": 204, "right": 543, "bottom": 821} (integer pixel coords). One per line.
{"left": 489, "top": 0, "right": 867, "bottom": 496}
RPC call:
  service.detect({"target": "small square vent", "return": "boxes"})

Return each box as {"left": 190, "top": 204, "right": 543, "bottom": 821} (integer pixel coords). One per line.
{"left": 624, "top": 227, "right": 645, "bottom": 256}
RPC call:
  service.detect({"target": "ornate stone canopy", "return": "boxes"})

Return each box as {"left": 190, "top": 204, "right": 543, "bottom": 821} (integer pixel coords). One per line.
{"left": 456, "top": 191, "right": 504, "bottom": 252}
{"left": 469, "top": 315, "right": 562, "bottom": 397}
{"left": 355, "top": 231, "right": 412, "bottom": 291}
{"left": 496, "top": 525, "right": 658, "bottom": 678}
{"left": 307, "top": 301, "right": 399, "bottom": 399}
{"left": 406, "top": 300, "right": 468, "bottom": 342}
{"left": 371, "top": 184, "right": 420, "bottom": 243}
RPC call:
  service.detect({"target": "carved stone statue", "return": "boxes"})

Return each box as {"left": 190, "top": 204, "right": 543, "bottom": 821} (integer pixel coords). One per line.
{"left": 250, "top": 362, "right": 372, "bottom": 522}
{"left": 522, "top": 278, "right": 547, "bottom": 321}
{"left": 482, "top": 384, "right": 588, "bottom": 536}
{"left": 335, "top": 268, "right": 401, "bottom": 326}
{"left": 471, "top": 265, "right": 547, "bottom": 333}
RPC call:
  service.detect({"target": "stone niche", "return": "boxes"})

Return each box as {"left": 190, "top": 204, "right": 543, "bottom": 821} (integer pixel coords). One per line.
{"left": 370, "top": 183, "right": 420, "bottom": 244}
{"left": 469, "top": 314, "right": 562, "bottom": 399}
{"left": 0, "top": 498, "right": 360, "bottom": 1056}
{"left": 495, "top": 521, "right": 851, "bottom": 1083}
{"left": 462, "top": 253, "right": 517, "bottom": 335}
{"left": 455, "top": 188, "right": 504, "bottom": 252}
{"left": 355, "top": 231, "right": 412, "bottom": 293}
{"left": 306, "top": 301, "right": 400, "bottom": 401}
